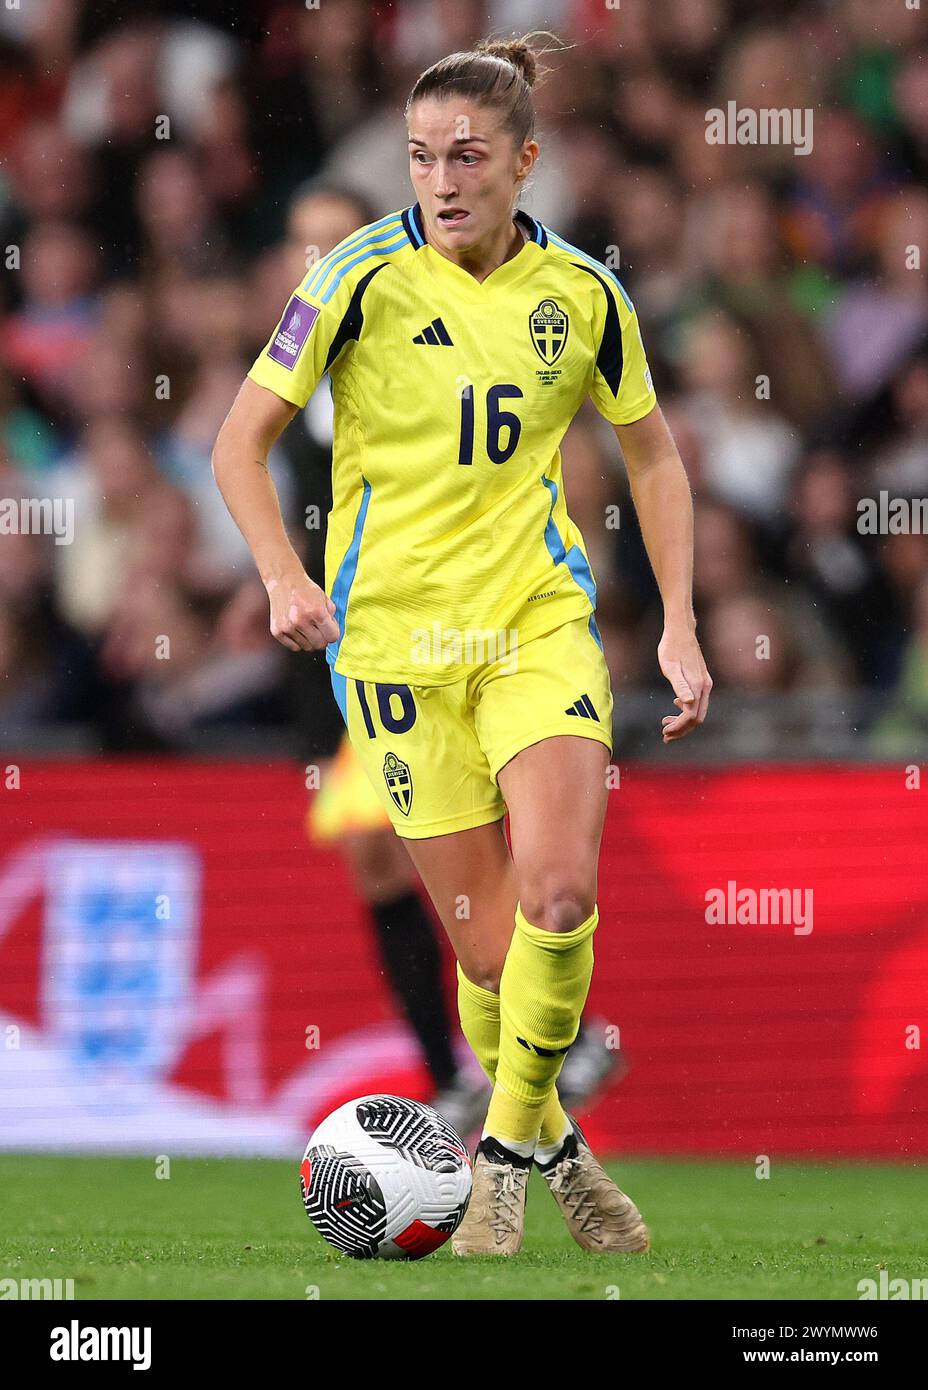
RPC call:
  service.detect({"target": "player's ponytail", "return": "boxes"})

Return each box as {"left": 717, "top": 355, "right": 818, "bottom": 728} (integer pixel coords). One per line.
{"left": 405, "top": 31, "right": 569, "bottom": 146}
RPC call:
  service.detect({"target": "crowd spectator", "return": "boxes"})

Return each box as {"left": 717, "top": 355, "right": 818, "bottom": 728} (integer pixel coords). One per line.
{"left": 1, "top": 0, "right": 927, "bottom": 756}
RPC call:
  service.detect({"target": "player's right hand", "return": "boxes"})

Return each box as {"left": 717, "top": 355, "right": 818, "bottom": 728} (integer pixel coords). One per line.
{"left": 266, "top": 571, "right": 340, "bottom": 652}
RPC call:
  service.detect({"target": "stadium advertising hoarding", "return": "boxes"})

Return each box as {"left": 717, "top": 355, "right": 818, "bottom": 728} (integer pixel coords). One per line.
{"left": 0, "top": 761, "right": 924, "bottom": 1158}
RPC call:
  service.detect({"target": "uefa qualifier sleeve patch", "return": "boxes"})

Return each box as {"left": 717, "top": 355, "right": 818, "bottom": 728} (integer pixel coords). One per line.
{"left": 268, "top": 295, "right": 320, "bottom": 369}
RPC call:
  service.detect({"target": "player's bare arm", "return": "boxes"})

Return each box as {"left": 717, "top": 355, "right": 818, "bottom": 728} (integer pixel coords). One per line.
{"left": 615, "top": 404, "right": 712, "bottom": 742}
{"left": 212, "top": 377, "right": 339, "bottom": 653}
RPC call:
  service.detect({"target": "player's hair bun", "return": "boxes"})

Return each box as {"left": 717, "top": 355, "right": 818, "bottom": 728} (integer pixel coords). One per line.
{"left": 475, "top": 37, "right": 538, "bottom": 88}
{"left": 406, "top": 32, "right": 569, "bottom": 143}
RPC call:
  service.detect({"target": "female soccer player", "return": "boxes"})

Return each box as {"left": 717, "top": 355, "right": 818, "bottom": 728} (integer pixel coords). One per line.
{"left": 213, "top": 35, "right": 711, "bottom": 1256}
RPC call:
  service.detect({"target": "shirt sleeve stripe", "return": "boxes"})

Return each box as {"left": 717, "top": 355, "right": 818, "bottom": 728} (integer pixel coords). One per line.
{"left": 303, "top": 217, "right": 406, "bottom": 300}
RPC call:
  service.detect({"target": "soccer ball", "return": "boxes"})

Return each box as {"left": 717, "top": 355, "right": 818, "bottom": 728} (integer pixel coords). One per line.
{"left": 299, "top": 1095, "right": 472, "bottom": 1259}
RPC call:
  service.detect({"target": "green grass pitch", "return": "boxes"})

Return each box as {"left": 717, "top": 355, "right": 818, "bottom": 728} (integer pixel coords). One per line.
{"left": 1, "top": 1154, "right": 923, "bottom": 1300}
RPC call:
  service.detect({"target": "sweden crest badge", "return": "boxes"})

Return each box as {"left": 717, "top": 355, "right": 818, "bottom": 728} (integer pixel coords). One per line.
{"left": 383, "top": 751, "right": 413, "bottom": 816}
{"left": 529, "top": 298, "right": 569, "bottom": 365}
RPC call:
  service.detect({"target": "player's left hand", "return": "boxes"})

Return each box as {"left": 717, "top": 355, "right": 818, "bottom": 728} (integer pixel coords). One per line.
{"left": 657, "top": 625, "right": 712, "bottom": 742}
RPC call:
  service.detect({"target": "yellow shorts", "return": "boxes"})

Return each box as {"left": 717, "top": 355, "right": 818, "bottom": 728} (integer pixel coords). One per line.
{"left": 328, "top": 615, "right": 613, "bottom": 839}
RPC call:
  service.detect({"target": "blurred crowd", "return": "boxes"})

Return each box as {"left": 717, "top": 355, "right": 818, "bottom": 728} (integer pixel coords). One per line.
{"left": 1, "top": 0, "right": 927, "bottom": 758}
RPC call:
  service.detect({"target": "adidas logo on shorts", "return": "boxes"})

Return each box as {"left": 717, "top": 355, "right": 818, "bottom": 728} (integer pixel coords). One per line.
{"left": 565, "top": 693, "right": 599, "bottom": 720}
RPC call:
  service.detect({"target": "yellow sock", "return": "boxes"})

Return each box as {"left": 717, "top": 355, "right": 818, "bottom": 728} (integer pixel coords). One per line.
{"left": 455, "top": 962, "right": 499, "bottom": 1085}
{"left": 537, "top": 1092, "right": 570, "bottom": 1149}
{"left": 456, "top": 961, "right": 570, "bottom": 1146}
{"left": 485, "top": 902, "right": 598, "bottom": 1145}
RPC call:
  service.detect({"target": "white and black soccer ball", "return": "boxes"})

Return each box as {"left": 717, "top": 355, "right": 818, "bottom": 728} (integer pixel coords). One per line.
{"left": 299, "top": 1095, "right": 472, "bottom": 1259}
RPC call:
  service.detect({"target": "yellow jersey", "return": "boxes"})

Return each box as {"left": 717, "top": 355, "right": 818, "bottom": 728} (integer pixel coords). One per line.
{"left": 248, "top": 203, "right": 656, "bottom": 685}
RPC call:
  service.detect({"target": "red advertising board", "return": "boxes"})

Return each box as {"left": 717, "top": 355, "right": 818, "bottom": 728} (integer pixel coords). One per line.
{"left": 0, "top": 761, "right": 925, "bottom": 1158}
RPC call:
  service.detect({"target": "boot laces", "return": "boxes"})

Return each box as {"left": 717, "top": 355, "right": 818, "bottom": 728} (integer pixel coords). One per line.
{"left": 548, "top": 1156, "right": 600, "bottom": 1234}
{"left": 488, "top": 1164, "right": 525, "bottom": 1239}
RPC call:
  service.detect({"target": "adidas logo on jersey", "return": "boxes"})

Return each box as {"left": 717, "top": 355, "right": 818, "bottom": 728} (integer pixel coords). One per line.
{"left": 565, "top": 693, "right": 599, "bottom": 720}
{"left": 412, "top": 317, "right": 453, "bottom": 345}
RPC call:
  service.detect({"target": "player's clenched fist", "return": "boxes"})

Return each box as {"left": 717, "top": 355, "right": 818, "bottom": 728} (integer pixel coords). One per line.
{"left": 266, "top": 571, "right": 340, "bottom": 652}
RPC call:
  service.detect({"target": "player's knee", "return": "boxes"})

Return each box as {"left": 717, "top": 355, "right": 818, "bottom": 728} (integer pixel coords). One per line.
{"left": 464, "top": 959, "right": 503, "bottom": 993}
{"left": 520, "top": 880, "right": 595, "bottom": 935}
